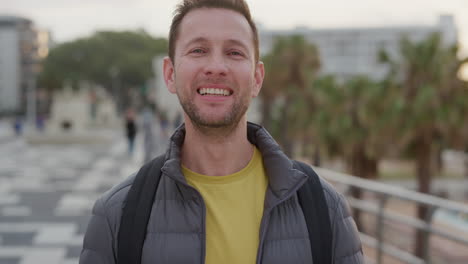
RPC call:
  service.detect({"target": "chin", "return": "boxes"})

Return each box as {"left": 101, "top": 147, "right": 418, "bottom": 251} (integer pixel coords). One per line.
{"left": 198, "top": 118, "right": 234, "bottom": 128}
{"left": 188, "top": 114, "right": 240, "bottom": 128}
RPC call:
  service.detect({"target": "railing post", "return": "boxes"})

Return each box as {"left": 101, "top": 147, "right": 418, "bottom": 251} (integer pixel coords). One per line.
{"left": 376, "top": 193, "right": 389, "bottom": 264}
{"left": 421, "top": 206, "right": 436, "bottom": 264}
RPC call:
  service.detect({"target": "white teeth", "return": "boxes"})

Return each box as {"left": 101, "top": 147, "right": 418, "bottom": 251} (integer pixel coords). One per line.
{"left": 198, "top": 88, "right": 231, "bottom": 96}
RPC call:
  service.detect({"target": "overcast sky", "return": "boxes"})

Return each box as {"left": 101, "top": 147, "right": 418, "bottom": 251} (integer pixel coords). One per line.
{"left": 2, "top": 0, "right": 466, "bottom": 43}
{"left": 2, "top": 0, "right": 468, "bottom": 63}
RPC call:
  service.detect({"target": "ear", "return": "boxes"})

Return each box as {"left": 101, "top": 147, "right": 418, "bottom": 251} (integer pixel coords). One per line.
{"left": 251, "top": 61, "right": 265, "bottom": 98}
{"left": 163, "top": 56, "right": 176, "bottom": 94}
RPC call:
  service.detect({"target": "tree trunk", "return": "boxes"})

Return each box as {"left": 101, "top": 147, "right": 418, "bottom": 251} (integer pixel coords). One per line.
{"left": 313, "top": 146, "right": 321, "bottom": 167}
{"left": 361, "top": 153, "right": 378, "bottom": 180}
{"left": 301, "top": 133, "right": 321, "bottom": 167}
{"left": 464, "top": 151, "right": 468, "bottom": 179}
{"left": 414, "top": 133, "right": 433, "bottom": 259}
{"left": 347, "top": 144, "right": 379, "bottom": 233}
{"left": 278, "top": 96, "right": 293, "bottom": 156}
{"left": 260, "top": 97, "right": 273, "bottom": 130}
{"left": 367, "top": 158, "right": 378, "bottom": 180}
{"left": 464, "top": 151, "right": 468, "bottom": 199}
{"left": 435, "top": 145, "right": 443, "bottom": 176}
{"left": 348, "top": 145, "right": 366, "bottom": 231}
{"left": 300, "top": 133, "right": 310, "bottom": 159}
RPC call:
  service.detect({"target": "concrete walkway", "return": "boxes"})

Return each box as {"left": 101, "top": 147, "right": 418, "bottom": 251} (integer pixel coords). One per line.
{"left": 0, "top": 129, "right": 167, "bottom": 264}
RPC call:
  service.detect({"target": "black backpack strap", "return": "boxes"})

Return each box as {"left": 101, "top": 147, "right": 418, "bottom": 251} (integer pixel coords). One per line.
{"left": 117, "top": 154, "right": 166, "bottom": 264}
{"left": 294, "top": 160, "right": 332, "bottom": 264}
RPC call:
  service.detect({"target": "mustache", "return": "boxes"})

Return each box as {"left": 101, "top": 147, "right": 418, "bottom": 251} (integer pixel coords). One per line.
{"left": 194, "top": 78, "right": 232, "bottom": 86}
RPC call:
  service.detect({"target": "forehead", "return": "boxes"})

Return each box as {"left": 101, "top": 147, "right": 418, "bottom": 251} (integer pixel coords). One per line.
{"left": 177, "top": 8, "right": 254, "bottom": 50}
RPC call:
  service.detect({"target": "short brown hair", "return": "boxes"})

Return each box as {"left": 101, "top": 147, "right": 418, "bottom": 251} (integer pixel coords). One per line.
{"left": 168, "top": 0, "right": 259, "bottom": 63}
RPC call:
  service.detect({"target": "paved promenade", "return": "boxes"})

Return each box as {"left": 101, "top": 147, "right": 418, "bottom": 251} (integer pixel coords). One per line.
{"left": 0, "top": 132, "right": 153, "bottom": 264}
{"left": 0, "top": 121, "right": 465, "bottom": 264}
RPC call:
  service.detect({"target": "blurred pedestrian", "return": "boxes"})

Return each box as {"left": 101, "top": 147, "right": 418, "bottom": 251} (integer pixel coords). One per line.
{"left": 142, "top": 105, "right": 156, "bottom": 163}
{"left": 125, "top": 108, "right": 137, "bottom": 155}
{"left": 159, "top": 110, "right": 169, "bottom": 141}
{"left": 13, "top": 116, "right": 23, "bottom": 136}
{"left": 36, "top": 115, "right": 45, "bottom": 132}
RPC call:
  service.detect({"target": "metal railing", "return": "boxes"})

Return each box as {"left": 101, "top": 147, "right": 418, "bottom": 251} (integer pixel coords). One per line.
{"left": 314, "top": 167, "right": 468, "bottom": 264}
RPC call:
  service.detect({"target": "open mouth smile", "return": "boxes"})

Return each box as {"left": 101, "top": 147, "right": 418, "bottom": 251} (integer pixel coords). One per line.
{"left": 197, "top": 88, "right": 233, "bottom": 96}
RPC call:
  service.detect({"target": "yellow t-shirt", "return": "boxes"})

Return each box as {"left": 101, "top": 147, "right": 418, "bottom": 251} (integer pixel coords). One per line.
{"left": 183, "top": 147, "right": 268, "bottom": 264}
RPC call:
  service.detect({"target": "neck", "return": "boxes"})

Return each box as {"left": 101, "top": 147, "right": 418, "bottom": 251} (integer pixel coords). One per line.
{"left": 181, "top": 116, "right": 254, "bottom": 176}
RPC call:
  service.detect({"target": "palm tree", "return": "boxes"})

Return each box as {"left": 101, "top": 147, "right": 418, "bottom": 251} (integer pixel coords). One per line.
{"left": 379, "top": 32, "right": 468, "bottom": 258}
{"left": 260, "top": 35, "right": 321, "bottom": 156}
{"left": 260, "top": 53, "right": 284, "bottom": 130}
{"left": 305, "top": 75, "right": 399, "bottom": 229}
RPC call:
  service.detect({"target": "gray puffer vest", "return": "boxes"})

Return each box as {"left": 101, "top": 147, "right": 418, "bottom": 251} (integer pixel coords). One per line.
{"left": 80, "top": 123, "right": 364, "bottom": 264}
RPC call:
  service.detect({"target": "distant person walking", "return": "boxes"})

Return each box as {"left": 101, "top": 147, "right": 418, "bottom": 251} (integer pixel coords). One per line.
{"left": 13, "top": 116, "right": 23, "bottom": 136}
{"left": 141, "top": 106, "right": 156, "bottom": 163}
{"left": 125, "top": 108, "right": 137, "bottom": 155}
{"left": 158, "top": 110, "right": 170, "bottom": 141}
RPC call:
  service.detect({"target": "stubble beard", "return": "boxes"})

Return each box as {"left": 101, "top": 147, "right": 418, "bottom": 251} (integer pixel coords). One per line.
{"left": 177, "top": 85, "right": 251, "bottom": 136}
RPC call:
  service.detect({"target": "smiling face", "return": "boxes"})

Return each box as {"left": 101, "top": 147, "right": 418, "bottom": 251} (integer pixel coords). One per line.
{"left": 163, "top": 8, "right": 264, "bottom": 130}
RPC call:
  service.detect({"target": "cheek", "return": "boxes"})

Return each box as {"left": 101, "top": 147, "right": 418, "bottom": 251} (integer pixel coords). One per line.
{"left": 234, "top": 64, "right": 255, "bottom": 83}
{"left": 176, "top": 61, "right": 200, "bottom": 81}
{"left": 177, "top": 60, "right": 202, "bottom": 76}
{"left": 244, "top": 69, "right": 258, "bottom": 94}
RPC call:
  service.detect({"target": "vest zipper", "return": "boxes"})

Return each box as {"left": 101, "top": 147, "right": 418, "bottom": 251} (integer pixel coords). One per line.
{"left": 256, "top": 207, "right": 272, "bottom": 264}
{"left": 171, "top": 178, "right": 207, "bottom": 264}
{"left": 255, "top": 174, "right": 309, "bottom": 264}
{"left": 198, "top": 191, "right": 207, "bottom": 264}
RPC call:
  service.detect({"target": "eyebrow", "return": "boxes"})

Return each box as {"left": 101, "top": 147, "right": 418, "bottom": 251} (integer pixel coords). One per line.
{"left": 183, "top": 37, "right": 209, "bottom": 48}
{"left": 183, "top": 37, "right": 250, "bottom": 52}
{"left": 225, "top": 39, "right": 249, "bottom": 52}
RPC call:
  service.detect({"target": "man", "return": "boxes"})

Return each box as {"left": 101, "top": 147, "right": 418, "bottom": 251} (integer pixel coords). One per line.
{"left": 80, "top": 0, "right": 363, "bottom": 263}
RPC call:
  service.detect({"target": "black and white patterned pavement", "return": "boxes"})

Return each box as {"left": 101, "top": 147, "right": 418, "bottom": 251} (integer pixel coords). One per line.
{"left": 0, "top": 130, "right": 156, "bottom": 264}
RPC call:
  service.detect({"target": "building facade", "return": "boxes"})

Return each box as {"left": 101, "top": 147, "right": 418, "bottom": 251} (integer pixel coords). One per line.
{"left": 259, "top": 15, "right": 457, "bottom": 82}
{"left": 0, "top": 15, "right": 51, "bottom": 115}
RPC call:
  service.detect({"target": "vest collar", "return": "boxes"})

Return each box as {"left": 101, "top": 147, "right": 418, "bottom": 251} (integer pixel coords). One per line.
{"left": 161, "top": 122, "right": 308, "bottom": 207}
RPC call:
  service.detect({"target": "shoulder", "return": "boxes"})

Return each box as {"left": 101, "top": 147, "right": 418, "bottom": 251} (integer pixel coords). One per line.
{"left": 318, "top": 177, "right": 348, "bottom": 216}
{"left": 81, "top": 173, "right": 138, "bottom": 262}
{"left": 314, "top": 173, "right": 354, "bottom": 230}
{"left": 92, "top": 173, "right": 136, "bottom": 218}
{"left": 316, "top": 174, "right": 364, "bottom": 262}
{"left": 298, "top": 165, "right": 352, "bottom": 223}
{"left": 294, "top": 162, "right": 352, "bottom": 226}
{"left": 294, "top": 161, "right": 346, "bottom": 215}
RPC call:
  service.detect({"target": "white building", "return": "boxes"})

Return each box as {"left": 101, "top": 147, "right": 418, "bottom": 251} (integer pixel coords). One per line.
{"left": 0, "top": 15, "right": 51, "bottom": 115}
{"left": 259, "top": 15, "right": 457, "bottom": 81}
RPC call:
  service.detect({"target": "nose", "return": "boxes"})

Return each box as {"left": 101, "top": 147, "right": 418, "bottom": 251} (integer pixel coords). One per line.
{"left": 204, "top": 53, "right": 228, "bottom": 77}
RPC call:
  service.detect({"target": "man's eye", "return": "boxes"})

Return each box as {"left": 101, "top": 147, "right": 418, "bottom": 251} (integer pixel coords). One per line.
{"left": 191, "top": 49, "right": 205, "bottom": 54}
{"left": 229, "top": 51, "right": 243, "bottom": 56}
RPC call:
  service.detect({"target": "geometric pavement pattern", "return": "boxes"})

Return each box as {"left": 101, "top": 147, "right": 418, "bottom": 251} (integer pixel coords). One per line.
{"left": 0, "top": 134, "right": 151, "bottom": 264}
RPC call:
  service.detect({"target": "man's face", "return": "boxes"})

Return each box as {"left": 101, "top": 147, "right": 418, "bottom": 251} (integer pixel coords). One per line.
{"left": 163, "top": 8, "right": 264, "bottom": 129}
